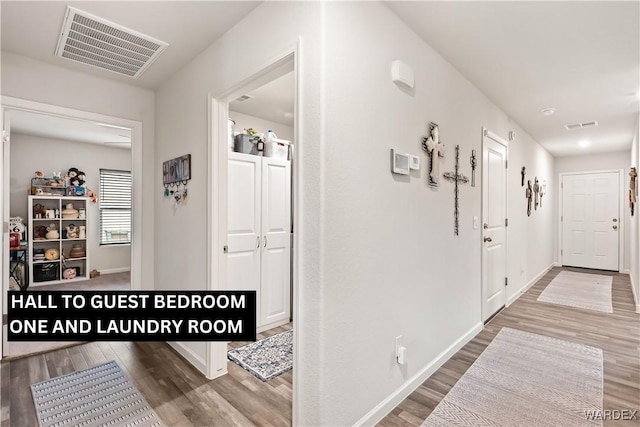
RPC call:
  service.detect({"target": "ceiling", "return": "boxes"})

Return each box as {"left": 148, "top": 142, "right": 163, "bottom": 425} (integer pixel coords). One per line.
{"left": 387, "top": 1, "right": 640, "bottom": 157}
{"left": 230, "top": 71, "right": 295, "bottom": 127}
{"left": 2, "top": 2, "right": 637, "bottom": 157}
{"left": 1, "top": 1, "right": 261, "bottom": 89}
{"left": 10, "top": 109, "right": 132, "bottom": 148}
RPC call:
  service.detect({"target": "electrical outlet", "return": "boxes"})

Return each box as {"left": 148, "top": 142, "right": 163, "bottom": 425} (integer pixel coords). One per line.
{"left": 395, "top": 335, "right": 403, "bottom": 359}
{"left": 473, "top": 216, "right": 479, "bottom": 229}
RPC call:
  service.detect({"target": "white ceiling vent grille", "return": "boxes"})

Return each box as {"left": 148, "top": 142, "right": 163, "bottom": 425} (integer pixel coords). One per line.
{"left": 564, "top": 120, "right": 599, "bottom": 131}
{"left": 235, "top": 94, "right": 254, "bottom": 103}
{"left": 55, "top": 7, "right": 168, "bottom": 78}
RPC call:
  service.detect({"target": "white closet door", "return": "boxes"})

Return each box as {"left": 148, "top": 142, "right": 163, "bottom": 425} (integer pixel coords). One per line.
{"left": 260, "top": 157, "right": 291, "bottom": 327}
{"left": 228, "top": 152, "right": 262, "bottom": 325}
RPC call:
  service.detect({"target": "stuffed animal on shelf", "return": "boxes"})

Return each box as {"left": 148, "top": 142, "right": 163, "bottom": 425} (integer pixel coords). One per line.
{"left": 67, "top": 167, "right": 85, "bottom": 186}
{"left": 33, "top": 225, "right": 47, "bottom": 239}
{"left": 66, "top": 224, "right": 79, "bottom": 239}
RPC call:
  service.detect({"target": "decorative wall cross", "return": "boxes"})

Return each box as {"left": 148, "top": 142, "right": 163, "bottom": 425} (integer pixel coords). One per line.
{"left": 533, "top": 177, "right": 540, "bottom": 210}
{"left": 526, "top": 180, "right": 532, "bottom": 216}
{"left": 443, "top": 145, "right": 469, "bottom": 236}
{"left": 470, "top": 149, "right": 477, "bottom": 187}
{"left": 422, "top": 122, "right": 445, "bottom": 188}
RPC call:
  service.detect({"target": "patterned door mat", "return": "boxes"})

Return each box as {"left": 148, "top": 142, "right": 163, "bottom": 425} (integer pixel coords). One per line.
{"left": 423, "top": 328, "right": 603, "bottom": 426}
{"left": 31, "top": 360, "right": 165, "bottom": 427}
{"left": 537, "top": 270, "right": 613, "bottom": 313}
{"left": 228, "top": 329, "right": 293, "bottom": 381}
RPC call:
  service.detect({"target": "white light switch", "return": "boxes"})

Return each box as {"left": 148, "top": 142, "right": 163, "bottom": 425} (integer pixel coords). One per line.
{"left": 473, "top": 216, "right": 479, "bottom": 229}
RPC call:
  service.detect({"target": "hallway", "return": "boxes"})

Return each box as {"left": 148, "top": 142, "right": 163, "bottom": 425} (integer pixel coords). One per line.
{"left": 380, "top": 267, "right": 640, "bottom": 427}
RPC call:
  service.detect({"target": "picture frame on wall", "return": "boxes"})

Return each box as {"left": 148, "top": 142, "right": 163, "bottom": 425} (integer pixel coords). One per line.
{"left": 163, "top": 154, "right": 191, "bottom": 184}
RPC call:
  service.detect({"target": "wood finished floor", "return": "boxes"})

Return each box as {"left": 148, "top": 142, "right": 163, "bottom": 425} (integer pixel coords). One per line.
{"left": 379, "top": 267, "right": 640, "bottom": 427}
{"left": 1, "top": 323, "right": 292, "bottom": 427}
{"left": 1, "top": 268, "right": 638, "bottom": 426}
{"left": 2, "top": 272, "right": 132, "bottom": 359}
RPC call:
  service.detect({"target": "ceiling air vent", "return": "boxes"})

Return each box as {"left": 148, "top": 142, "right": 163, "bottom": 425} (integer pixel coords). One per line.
{"left": 55, "top": 7, "right": 168, "bottom": 78}
{"left": 234, "top": 94, "right": 254, "bottom": 103}
{"left": 564, "top": 120, "right": 599, "bottom": 131}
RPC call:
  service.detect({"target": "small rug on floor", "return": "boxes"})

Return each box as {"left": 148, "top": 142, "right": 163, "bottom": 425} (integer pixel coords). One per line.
{"left": 31, "top": 360, "right": 165, "bottom": 427}
{"left": 423, "top": 328, "right": 603, "bottom": 427}
{"left": 537, "top": 270, "right": 613, "bottom": 313}
{"left": 228, "top": 329, "right": 292, "bottom": 381}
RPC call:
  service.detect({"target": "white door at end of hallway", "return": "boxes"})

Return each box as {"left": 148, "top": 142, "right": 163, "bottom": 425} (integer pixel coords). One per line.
{"left": 561, "top": 172, "right": 619, "bottom": 271}
{"left": 482, "top": 133, "right": 507, "bottom": 322}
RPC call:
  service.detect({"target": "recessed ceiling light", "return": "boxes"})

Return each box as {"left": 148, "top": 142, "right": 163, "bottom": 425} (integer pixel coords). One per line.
{"left": 578, "top": 139, "right": 591, "bottom": 148}
{"left": 541, "top": 107, "right": 556, "bottom": 116}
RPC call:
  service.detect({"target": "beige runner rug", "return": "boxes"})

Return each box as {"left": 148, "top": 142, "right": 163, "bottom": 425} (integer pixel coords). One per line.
{"left": 423, "top": 328, "right": 603, "bottom": 426}
{"left": 537, "top": 270, "right": 613, "bottom": 313}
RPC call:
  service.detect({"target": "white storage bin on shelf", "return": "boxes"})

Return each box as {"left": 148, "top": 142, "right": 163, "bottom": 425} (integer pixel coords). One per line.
{"left": 264, "top": 138, "right": 290, "bottom": 160}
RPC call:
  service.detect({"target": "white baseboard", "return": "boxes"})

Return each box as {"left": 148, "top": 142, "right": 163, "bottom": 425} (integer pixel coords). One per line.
{"left": 354, "top": 322, "right": 483, "bottom": 427}
{"left": 168, "top": 341, "right": 207, "bottom": 374}
{"left": 507, "top": 263, "right": 555, "bottom": 306}
{"left": 630, "top": 274, "right": 640, "bottom": 313}
{"left": 553, "top": 262, "right": 562, "bottom": 267}
{"left": 622, "top": 269, "right": 631, "bottom": 274}
{"left": 99, "top": 267, "right": 131, "bottom": 275}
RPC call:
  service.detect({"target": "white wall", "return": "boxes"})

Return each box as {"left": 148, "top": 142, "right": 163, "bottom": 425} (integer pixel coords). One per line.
{"left": 322, "top": 3, "right": 554, "bottom": 424}
{"left": 555, "top": 150, "right": 632, "bottom": 271}
{"left": 10, "top": 134, "right": 131, "bottom": 273}
{"left": 156, "top": 2, "right": 555, "bottom": 424}
{"left": 229, "top": 111, "right": 294, "bottom": 143}
{"left": 155, "top": 2, "right": 324, "bottom": 420}
{"left": 1, "top": 51, "right": 155, "bottom": 288}
{"left": 630, "top": 120, "right": 639, "bottom": 311}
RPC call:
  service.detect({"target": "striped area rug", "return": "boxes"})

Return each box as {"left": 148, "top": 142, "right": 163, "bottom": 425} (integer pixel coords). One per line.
{"left": 537, "top": 271, "right": 613, "bottom": 313}
{"left": 31, "top": 360, "right": 165, "bottom": 427}
{"left": 423, "top": 328, "right": 603, "bottom": 426}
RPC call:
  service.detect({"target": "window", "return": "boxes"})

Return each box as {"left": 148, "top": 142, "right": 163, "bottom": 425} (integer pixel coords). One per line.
{"left": 99, "top": 169, "right": 132, "bottom": 245}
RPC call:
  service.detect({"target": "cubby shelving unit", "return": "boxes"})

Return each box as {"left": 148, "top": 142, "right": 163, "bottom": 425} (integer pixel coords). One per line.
{"left": 28, "top": 195, "right": 90, "bottom": 286}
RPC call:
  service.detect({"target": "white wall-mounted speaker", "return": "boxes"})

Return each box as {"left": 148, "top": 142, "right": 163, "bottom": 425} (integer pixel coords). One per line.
{"left": 391, "top": 60, "right": 414, "bottom": 90}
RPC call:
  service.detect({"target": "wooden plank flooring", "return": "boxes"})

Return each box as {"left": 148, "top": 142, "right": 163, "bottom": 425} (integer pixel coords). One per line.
{"left": 0, "top": 323, "right": 292, "bottom": 427}
{"left": 1, "top": 267, "right": 638, "bottom": 426}
{"left": 379, "top": 267, "right": 640, "bottom": 427}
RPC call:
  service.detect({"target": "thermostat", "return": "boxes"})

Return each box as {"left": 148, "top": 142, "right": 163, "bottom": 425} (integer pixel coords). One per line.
{"left": 391, "top": 149, "right": 410, "bottom": 175}
{"left": 409, "top": 155, "right": 420, "bottom": 170}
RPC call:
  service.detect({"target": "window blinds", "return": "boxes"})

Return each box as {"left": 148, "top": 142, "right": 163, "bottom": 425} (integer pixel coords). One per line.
{"left": 99, "top": 169, "right": 132, "bottom": 245}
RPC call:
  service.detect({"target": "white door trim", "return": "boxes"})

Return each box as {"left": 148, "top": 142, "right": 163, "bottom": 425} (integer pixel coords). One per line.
{"left": 481, "top": 127, "right": 509, "bottom": 321}
{"left": 558, "top": 169, "right": 624, "bottom": 271}
{"left": 0, "top": 97, "right": 144, "bottom": 359}
{"left": 207, "top": 40, "right": 301, "bottom": 424}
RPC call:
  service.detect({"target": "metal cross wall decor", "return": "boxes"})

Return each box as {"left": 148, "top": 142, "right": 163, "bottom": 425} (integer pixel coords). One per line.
{"left": 443, "top": 145, "right": 470, "bottom": 236}
{"left": 470, "top": 149, "right": 477, "bottom": 187}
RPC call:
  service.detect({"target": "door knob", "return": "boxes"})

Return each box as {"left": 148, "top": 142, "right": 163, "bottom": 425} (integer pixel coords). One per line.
{"left": 263, "top": 236, "right": 267, "bottom": 247}
{"left": 613, "top": 218, "right": 618, "bottom": 222}
{"left": 256, "top": 236, "right": 260, "bottom": 249}
{"left": 484, "top": 237, "right": 492, "bottom": 242}
{"left": 613, "top": 225, "right": 618, "bottom": 230}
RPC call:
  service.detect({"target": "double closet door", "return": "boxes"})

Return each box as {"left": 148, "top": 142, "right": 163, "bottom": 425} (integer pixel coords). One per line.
{"left": 228, "top": 152, "right": 291, "bottom": 330}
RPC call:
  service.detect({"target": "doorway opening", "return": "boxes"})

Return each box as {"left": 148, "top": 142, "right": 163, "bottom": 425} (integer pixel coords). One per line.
{"left": 208, "top": 46, "right": 299, "bottom": 423}
{"left": 1, "top": 97, "right": 143, "bottom": 359}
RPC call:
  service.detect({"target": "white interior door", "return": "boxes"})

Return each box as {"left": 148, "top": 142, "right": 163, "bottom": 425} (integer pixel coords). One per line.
{"left": 260, "top": 157, "right": 291, "bottom": 327}
{"left": 227, "top": 152, "right": 262, "bottom": 325}
{"left": 482, "top": 131, "right": 507, "bottom": 322}
{"left": 561, "top": 172, "right": 619, "bottom": 271}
